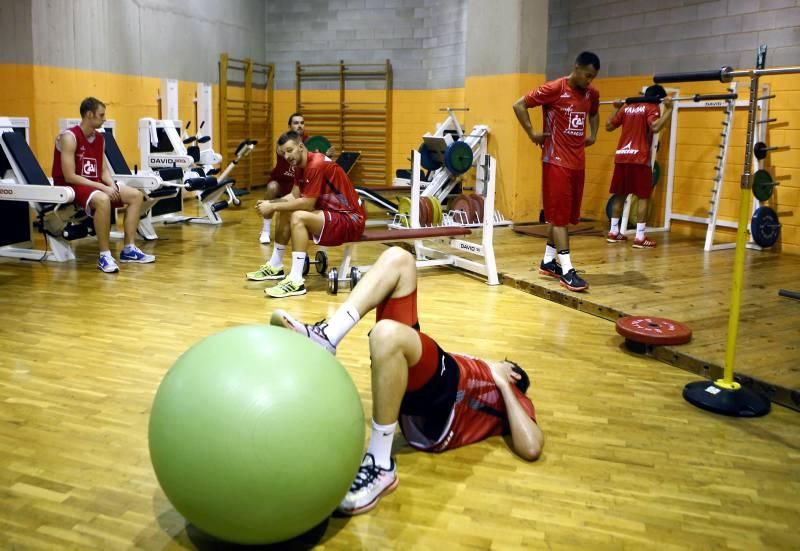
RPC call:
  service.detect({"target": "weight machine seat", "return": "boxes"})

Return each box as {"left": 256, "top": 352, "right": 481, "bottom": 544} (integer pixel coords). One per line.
{"left": 2, "top": 131, "right": 62, "bottom": 213}
{"left": 357, "top": 226, "right": 471, "bottom": 242}
{"left": 335, "top": 151, "right": 360, "bottom": 174}
{"left": 103, "top": 132, "right": 131, "bottom": 175}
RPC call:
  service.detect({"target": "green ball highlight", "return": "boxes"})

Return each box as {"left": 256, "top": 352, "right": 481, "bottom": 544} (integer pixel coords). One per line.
{"left": 148, "top": 325, "right": 365, "bottom": 545}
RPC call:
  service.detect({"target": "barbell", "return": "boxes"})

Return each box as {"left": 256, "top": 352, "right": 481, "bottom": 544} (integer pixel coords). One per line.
{"left": 599, "top": 92, "right": 737, "bottom": 106}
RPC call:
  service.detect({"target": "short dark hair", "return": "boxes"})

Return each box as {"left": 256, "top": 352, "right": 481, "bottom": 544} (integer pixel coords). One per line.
{"left": 505, "top": 360, "right": 531, "bottom": 394}
{"left": 277, "top": 130, "right": 303, "bottom": 147}
{"left": 287, "top": 112, "right": 304, "bottom": 127}
{"left": 575, "top": 51, "right": 600, "bottom": 71}
{"left": 644, "top": 84, "right": 667, "bottom": 99}
{"left": 80, "top": 97, "right": 105, "bottom": 118}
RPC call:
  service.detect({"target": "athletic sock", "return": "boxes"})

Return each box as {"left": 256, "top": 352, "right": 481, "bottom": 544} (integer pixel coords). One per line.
{"left": 610, "top": 218, "right": 620, "bottom": 235}
{"left": 543, "top": 243, "right": 557, "bottom": 264}
{"left": 288, "top": 252, "right": 306, "bottom": 281}
{"left": 558, "top": 250, "right": 574, "bottom": 273}
{"left": 269, "top": 244, "right": 286, "bottom": 268}
{"left": 366, "top": 419, "right": 397, "bottom": 469}
{"left": 636, "top": 223, "right": 646, "bottom": 241}
{"left": 262, "top": 218, "right": 271, "bottom": 232}
{"left": 325, "top": 303, "right": 361, "bottom": 346}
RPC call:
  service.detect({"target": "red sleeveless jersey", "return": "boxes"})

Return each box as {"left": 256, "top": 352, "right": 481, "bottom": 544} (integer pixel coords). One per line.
{"left": 400, "top": 354, "right": 537, "bottom": 452}
{"left": 52, "top": 126, "right": 105, "bottom": 185}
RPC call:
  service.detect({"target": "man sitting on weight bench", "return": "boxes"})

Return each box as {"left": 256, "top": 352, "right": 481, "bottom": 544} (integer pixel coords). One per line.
{"left": 247, "top": 130, "right": 365, "bottom": 298}
{"left": 52, "top": 97, "right": 155, "bottom": 273}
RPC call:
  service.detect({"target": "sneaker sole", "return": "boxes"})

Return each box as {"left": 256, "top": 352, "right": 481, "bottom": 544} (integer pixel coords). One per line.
{"left": 538, "top": 268, "right": 562, "bottom": 279}
{"left": 119, "top": 259, "right": 155, "bottom": 264}
{"left": 265, "top": 289, "right": 307, "bottom": 298}
{"left": 560, "top": 280, "right": 588, "bottom": 292}
{"left": 246, "top": 274, "right": 285, "bottom": 281}
{"left": 339, "top": 477, "right": 399, "bottom": 516}
{"left": 606, "top": 238, "right": 627, "bottom": 243}
{"left": 632, "top": 244, "right": 656, "bottom": 249}
{"left": 98, "top": 267, "right": 119, "bottom": 273}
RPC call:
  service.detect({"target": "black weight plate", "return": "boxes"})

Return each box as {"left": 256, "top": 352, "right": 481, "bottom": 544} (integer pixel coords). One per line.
{"left": 751, "top": 206, "right": 780, "bottom": 247}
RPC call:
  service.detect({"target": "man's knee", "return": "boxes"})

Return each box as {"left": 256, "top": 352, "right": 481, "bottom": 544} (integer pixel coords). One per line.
{"left": 265, "top": 182, "right": 280, "bottom": 199}
{"left": 91, "top": 193, "right": 111, "bottom": 211}
{"left": 369, "top": 319, "right": 408, "bottom": 357}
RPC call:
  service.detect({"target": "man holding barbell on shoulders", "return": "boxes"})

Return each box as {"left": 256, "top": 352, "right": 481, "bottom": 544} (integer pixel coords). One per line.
{"left": 605, "top": 85, "right": 673, "bottom": 248}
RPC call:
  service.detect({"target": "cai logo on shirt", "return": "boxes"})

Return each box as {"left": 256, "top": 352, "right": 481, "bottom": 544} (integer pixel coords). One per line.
{"left": 568, "top": 112, "right": 586, "bottom": 133}
{"left": 81, "top": 157, "right": 98, "bottom": 177}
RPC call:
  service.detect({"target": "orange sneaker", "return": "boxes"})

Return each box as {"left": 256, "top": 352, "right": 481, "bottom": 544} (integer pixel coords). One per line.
{"left": 632, "top": 237, "right": 656, "bottom": 249}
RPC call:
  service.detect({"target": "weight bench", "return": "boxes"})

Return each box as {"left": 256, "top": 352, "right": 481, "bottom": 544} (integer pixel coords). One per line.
{"left": 0, "top": 127, "right": 79, "bottom": 261}
{"left": 324, "top": 224, "right": 499, "bottom": 294}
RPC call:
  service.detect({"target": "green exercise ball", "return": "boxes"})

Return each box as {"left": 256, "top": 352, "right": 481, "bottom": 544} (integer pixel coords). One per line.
{"left": 148, "top": 325, "right": 365, "bottom": 545}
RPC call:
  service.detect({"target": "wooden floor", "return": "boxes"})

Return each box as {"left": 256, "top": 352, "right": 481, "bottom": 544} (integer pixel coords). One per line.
{"left": 498, "top": 225, "right": 800, "bottom": 411}
{"left": 1, "top": 197, "right": 799, "bottom": 550}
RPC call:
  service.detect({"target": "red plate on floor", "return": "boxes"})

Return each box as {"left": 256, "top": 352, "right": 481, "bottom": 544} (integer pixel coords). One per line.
{"left": 616, "top": 316, "right": 692, "bottom": 345}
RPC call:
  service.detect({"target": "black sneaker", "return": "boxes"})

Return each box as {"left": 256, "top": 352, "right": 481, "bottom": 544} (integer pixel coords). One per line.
{"left": 538, "top": 259, "right": 563, "bottom": 278}
{"left": 560, "top": 268, "right": 588, "bottom": 292}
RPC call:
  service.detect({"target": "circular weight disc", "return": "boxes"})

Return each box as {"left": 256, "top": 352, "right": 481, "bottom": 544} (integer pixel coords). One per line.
{"left": 430, "top": 196, "right": 443, "bottom": 225}
{"left": 315, "top": 250, "right": 328, "bottom": 275}
{"left": 752, "top": 169, "right": 774, "bottom": 202}
{"left": 444, "top": 141, "right": 473, "bottom": 175}
{"left": 753, "top": 142, "right": 767, "bottom": 160}
{"left": 751, "top": 206, "right": 780, "bottom": 247}
{"left": 327, "top": 268, "right": 339, "bottom": 294}
{"left": 420, "top": 196, "right": 431, "bottom": 225}
{"left": 397, "top": 196, "right": 412, "bottom": 227}
{"left": 470, "top": 194, "right": 485, "bottom": 223}
{"left": 418, "top": 143, "right": 442, "bottom": 171}
{"left": 448, "top": 194, "right": 472, "bottom": 225}
{"left": 652, "top": 161, "right": 661, "bottom": 187}
{"left": 305, "top": 135, "right": 332, "bottom": 154}
{"left": 615, "top": 315, "right": 692, "bottom": 345}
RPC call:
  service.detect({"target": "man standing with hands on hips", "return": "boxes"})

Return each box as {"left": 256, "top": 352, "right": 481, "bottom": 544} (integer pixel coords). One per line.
{"left": 513, "top": 51, "right": 600, "bottom": 292}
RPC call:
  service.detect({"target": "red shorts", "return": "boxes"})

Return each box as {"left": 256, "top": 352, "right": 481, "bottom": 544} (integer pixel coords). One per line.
{"left": 313, "top": 211, "right": 365, "bottom": 246}
{"left": 67, "top": 183, "right": 124, "bottom": 215}
{"left": 609, "top": 163, "right": 652, "bottom": 199}
{"left": 542, "top": 163, "right": 585, "bottom": 226}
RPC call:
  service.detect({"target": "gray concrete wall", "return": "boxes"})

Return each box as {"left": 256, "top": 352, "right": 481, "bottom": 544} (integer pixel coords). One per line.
{"left": 0, "top": 0, "right": 33, "bottom": 64}
{"left": 547, "top": 0, "right": 800, "bottom": 78}
{"left": 265, "top": 0, "right": 467, "bottom": 90}
{"left": 466, "top": 0, "right": 548, "bottom": 76}
{"left": 29, "top": 0, "right": 265, "bottom": 82}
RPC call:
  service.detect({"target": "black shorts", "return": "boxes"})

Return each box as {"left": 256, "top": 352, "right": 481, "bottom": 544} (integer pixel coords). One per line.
{"left": 399, "top": 342, "right": 460, "bottom": 440}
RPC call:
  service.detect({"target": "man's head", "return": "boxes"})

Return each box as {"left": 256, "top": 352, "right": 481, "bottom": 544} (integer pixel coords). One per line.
{"left": 644, "top": 84, "right": 667, "bottom": 100}
{"left": 277, "top": 130, "right": 307, "bottom": 168}
{"left": 570, "top": 51, "right": 600, "bottom": 90}
{"left": 503, "top": 360, "right": 531, "bottom": 394}
{"left": 80, "top": 97, "right": 106, "bottom": 129}
{"left": 287, "top": 112, "right": 305, "bottom": 135}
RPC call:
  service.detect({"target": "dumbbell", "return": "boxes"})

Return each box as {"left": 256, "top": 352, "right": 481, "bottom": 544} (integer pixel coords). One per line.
{"left": 303, "top": 250, "right": 328, "bottom": 277}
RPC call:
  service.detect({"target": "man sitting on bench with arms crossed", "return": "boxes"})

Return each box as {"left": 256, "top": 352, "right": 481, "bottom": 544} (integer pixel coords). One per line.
{"left": 52, "top": 97, "right": 154, "bottom": 273}
{"left": 247, "top": 130, "right": 365, "bottom": 298}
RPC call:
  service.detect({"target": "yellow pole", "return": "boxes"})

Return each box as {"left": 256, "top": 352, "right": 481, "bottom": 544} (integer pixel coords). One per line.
{"left": 718, "top": 73, "right": 760, "bottom": 390}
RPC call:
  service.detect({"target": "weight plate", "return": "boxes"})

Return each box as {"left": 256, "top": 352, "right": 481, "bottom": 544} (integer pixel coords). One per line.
{"left": 615, "top": 315, "right": 692, "bottom": 346}
{"left": 418, "top": 143, "right": 442, "bottom": 171}
{"left": 652, "top": 161, "right": 661, "bottom": 187}
{"left": 315, "top": 250, "right": 328, "bottom": 275}
{"left": 444, "top": 141, "right": 473, "bottom": 175}
{"left": 430, "top": 196, "right": 443, "bottom": 225}
{"left": 753, "top": 141, "right": 768, "bottom": 161}
{"left": 751, "top": 206, "right": 780, "bottom": 247}
{"left": 305, "top": 135, "right": 331, "bottom": 154}
{"left": 327, "top": 268, "right": 339, "bottom": 294}
{"left": 303, "top": 254, "right": 310, "bottom": 276}
{"left": 448, "top": 194, "right": 472, "bottom": 225}
{"left": 752, "top": 169, "right": 774, "bottom": 202}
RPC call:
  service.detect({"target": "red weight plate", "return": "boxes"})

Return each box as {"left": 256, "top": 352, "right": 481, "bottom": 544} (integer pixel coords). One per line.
{"left": 421, "top": 196, "right": 433, "bottom": 225}
{"left": 448, "top": 194, "right": 472, "bottom": 224}
{"left": 615, "top": 316, "right": 692, "bottom": 345}
{"left": 471, "top": 194, "right": 485, "bottom": 223}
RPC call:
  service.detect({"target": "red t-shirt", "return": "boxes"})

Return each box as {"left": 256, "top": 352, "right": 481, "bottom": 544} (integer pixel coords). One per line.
{"left": 400, "top": 354, "right": 537, "bottom": 452}
{"left": 607, "top": 103, "right": 660, "bottom": 165}
{"left": 296, "top": 152, "right": 365, "bottom": 221}
{"left": 52, "top": 126, "right": 104, "bottom": 185}
{"left": 269, "top": 134, "right": 308, "bottom": 191}
{"left": 524, "top": 76, "right": 600, "bottom": 170}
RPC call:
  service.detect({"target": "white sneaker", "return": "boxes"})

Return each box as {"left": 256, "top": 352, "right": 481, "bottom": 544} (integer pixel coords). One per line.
{"left": 259, "top": 230, "right": 271, "bottom": 244}
{"left": 337, "top": 453, "right": 398, "bottom": 516}
{"left": 98, "top": 254, "right": 119, "bottom": 273}
{"left": 270, "top": 309, "right": 336, "bottom": 355}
